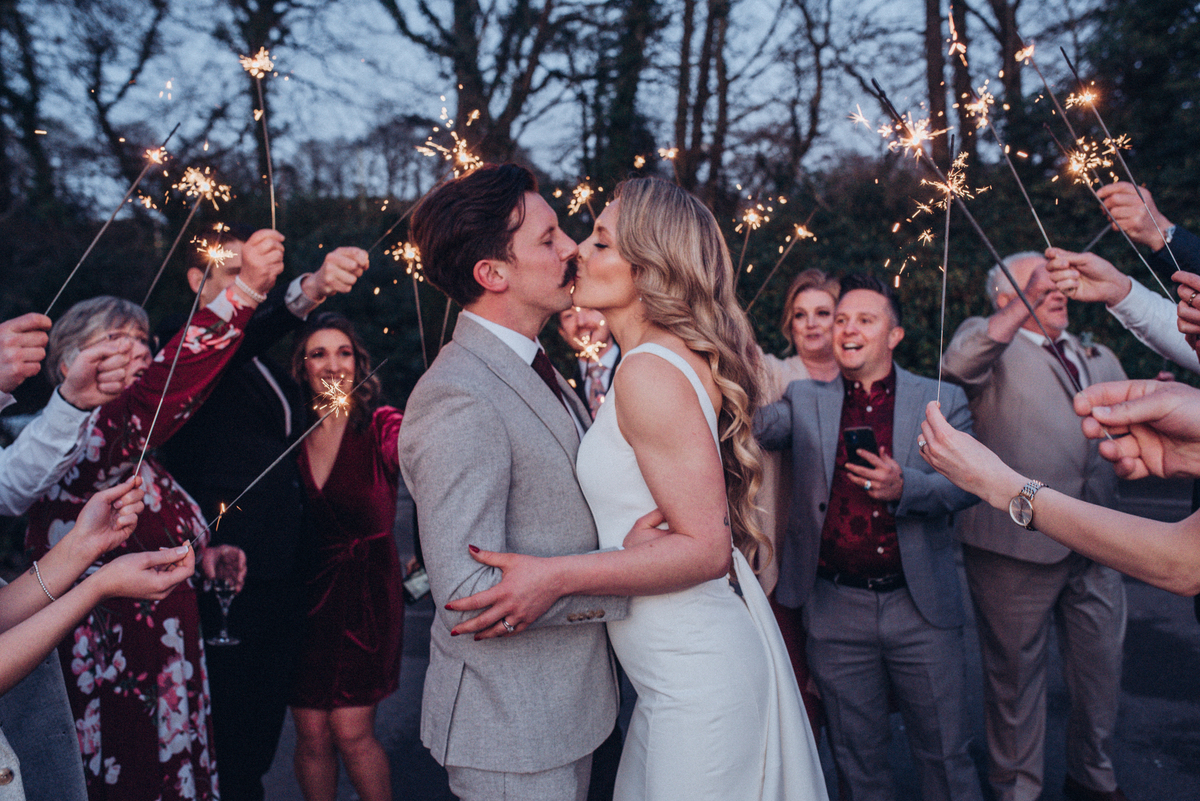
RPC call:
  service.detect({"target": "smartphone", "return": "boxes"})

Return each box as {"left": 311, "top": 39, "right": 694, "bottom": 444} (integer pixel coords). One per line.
{"left": 843, "top": 426, "right": 878, "bottom": 468}
{"left": 403, "top": 565, "right": 431, "bottom": 605}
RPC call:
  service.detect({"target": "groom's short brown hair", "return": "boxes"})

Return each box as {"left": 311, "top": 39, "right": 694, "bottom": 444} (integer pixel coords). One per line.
{"left": 410, "top": 163, "right": 538, "bottom": 308}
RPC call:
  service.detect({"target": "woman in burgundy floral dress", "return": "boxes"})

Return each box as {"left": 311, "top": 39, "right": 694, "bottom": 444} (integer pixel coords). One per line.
{"left": 289, "top": 312, "right": 403, "bottom": 801}
{"left": 24, "top": 230, "right": 283, "bottom": 801}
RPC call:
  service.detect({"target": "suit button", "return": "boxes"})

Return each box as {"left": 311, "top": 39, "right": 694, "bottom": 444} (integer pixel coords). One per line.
{"left": 819, "top": 502, "right": 827, "bottom": 512}
{"left": 596, "top": 610, "right": 605, "bottom": 619}
{"left": 567, "top": 613, "right": 579, "bottom": 622}
{"left": 0, "top": 768, "right": 14, "bottom": 785}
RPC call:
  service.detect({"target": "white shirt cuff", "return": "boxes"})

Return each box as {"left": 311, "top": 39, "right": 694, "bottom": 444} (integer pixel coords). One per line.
{"left": 287, "top": 274, "right": 323, "bottom": 320}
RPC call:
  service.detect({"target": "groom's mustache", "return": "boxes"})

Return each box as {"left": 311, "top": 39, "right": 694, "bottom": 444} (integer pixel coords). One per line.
{"left": 560, "top": 259, "right": 578, "bottom": 287}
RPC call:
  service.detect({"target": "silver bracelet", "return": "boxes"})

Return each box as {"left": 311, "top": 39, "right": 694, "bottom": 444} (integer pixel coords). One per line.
{"left": 32, "top": 560, "right": 56, "bottom": 602}
{"left": 234, "top": 276, "right": 267, "bottom": 303}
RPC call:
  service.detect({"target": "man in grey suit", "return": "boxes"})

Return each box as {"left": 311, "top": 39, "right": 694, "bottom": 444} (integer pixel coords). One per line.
{"left": 941, "top": 253, "right": 1129, "bottom": 801}
{"left": 399, "top": 163, "right": 631, "bottom": 801}
{"left": 755, "top": 273, "right": 982, "bottom": 801}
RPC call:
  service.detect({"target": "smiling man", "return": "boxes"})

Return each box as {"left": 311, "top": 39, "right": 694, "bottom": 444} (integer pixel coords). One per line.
{"left": 941, "top": 253, "right": 1130, "bottom": 801}
{"left": 755, "top": 272, "right": 983, "bottom": 801}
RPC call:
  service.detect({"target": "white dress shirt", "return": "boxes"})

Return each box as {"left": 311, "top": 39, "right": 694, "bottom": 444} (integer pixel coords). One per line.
{"left": 0, "top": 390, "right": 92, "bottom": 517}
{"left": 1106, "top": 277, "right": 1200, "bottom": 373}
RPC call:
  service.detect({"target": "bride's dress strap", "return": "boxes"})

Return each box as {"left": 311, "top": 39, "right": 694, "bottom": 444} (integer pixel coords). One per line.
{"left": 622, "top": 343, "right": 719, "bottom": 447}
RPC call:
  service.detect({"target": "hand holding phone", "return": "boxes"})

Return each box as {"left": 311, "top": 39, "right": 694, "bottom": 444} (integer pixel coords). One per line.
{"left": 843, "top": 426, "right": 878, "bottom": 468}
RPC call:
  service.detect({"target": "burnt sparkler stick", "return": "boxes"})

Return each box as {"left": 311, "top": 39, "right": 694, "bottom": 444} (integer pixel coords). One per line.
{"left": 1082, "top": 223, "right": 1111, "bottom": 253}
{"left": 1060, "top": 47, "right": 1181, "bottom": 273}
{"left": 143, "top": 167, "right": 233, "bottom": 307}
{"left": 142, "top": 202, "right": 203, "bottom": 307}
{"left": 967, "top": 89, "right": 1052, "bottom": 250}
{"left": 937, "top": 137, "right": 956, "bottom": 404}
{"left": 240, "top": 48, "right": 277, "bottom": 229}
{"left": 744, "top": 209, "right": 818, "bottom": 313}
{"left": 412, "top": 273, "right": 428, "bottom": 370}
{"left": 195, "top": 360, "right": 388, "bottom": 545}
{"left": 870, "top": 80, "right": 1089, "bottom": 400}
{"left": 45, "top": 125, "right": 180, "bottom": 316}
{"left": 132, "top": 258, "right": 215, "bottom": 480}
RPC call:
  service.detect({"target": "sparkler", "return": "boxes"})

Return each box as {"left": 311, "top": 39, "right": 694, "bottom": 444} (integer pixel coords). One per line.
{"left": 384, "top": 241, "right": 428, "bottom": 369}
{"left": 744, "top": 210, "right": 818, "bottom": 313}
{"left": 658, "top": 147, "right": 681, "bottom": 185}
{"left": 963, "top": 83, "right": 1052, "bottom": 249}
{"left": 142, "top": 168, "right": 234, "bottom": 307}
{"left": 240, "top": 47, "right": 277, "bottom": 229}
{"left": 198, "top": 360, "right": 388, "bottom": 544}
{"left": 870, "top": 79, "right": 1096, "bottom": 408}
{"left": 45, "top": 126, "right": 179, "bottom": 316}
{"left": 733, "top": 202, "right": 769, "bottom": 290}
{"left": 1025, "top": 42, "right": 1171, "bottom": 296}
{"left": 1060, "top": 47, "right": 1182, "bottom": 272}
{"left": 568, "top": 181, "right": 597, "bottom": 217}
{"left": 937, "top": 136, "right": 957, "bottom": 403}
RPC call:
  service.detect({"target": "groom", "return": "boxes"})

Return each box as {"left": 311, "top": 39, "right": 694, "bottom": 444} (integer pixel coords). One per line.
{"left": 398, "top": 163, "right": 629, "bottom": 801}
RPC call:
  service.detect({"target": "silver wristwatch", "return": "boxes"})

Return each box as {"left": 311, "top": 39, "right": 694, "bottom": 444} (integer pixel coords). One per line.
{"left": 1009, "top": 480, "right": 1045, "bottom": 531}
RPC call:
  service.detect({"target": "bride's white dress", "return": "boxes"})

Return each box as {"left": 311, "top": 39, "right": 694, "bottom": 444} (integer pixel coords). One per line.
{"left": 576, "top": 343, "right": 828, "bottom": 801}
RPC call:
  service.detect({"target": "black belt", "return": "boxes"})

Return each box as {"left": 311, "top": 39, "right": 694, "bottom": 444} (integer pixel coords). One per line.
{"left": 817, "top": 568, "right": 906, "bottom": 592}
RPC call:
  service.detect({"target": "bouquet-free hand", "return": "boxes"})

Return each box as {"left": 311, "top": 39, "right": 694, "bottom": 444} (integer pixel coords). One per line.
{"left": 1074, "top": 379, "right": 1200, "bottom": 480}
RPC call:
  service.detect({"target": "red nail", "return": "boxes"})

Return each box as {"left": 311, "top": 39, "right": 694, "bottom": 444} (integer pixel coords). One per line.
{"left": 450, "top": 629, "right": 459, "bottom": 636}
{"left": 468, "top": 544, "right": 480, "bottom": 553}
{"left": 444, "top": 603, "right": 453, "bottom": 610}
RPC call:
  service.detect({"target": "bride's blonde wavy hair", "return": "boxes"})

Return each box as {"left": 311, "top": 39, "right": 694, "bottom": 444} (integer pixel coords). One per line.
{"left": 612, "top": 177, "right": 770, "bottom": 570}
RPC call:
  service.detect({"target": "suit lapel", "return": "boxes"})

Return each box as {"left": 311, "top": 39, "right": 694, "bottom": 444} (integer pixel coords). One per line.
{"left": 817, "top": 376, "right": 843, "bottom": 493}
{"left": 892, "top": 366, "right": 920, "bottom": 466}
{"left": 453, "top": 316, "right": 582, "bottom": 461}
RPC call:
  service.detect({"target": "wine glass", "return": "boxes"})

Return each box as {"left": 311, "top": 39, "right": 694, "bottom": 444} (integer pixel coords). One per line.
{"left": 205, "top": 578, "right": 241, "bottom": 646}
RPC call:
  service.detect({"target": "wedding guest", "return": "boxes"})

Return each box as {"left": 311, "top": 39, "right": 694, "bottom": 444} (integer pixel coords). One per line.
{"left": 157, "top": 223, "right": 366, "bottom": 801}
{"left": 556, "top": 306, "right": 619, "bottom": 419}
{"left": 0, "top": 479, "right": 193, "bottom": 801}
{"left": 23, "top": 227, "right": 282, "bottom": 801}
{"left": 288, "top": 313, "right": 403, "bottom": 801}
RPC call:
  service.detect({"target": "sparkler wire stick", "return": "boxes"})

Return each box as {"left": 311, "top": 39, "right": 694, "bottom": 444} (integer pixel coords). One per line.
{"left": 1082, "top": 223, "right": 1110, "bottom": 253}
{"left": 413, "top": 274, "right": 428, "bottom": 370}
{"left": 969, "top": 92, "right": 1052, "bottom": 250}
{"left": 256, "top": 77, "right": 276, "bottom": 230}
{"left": 734, "top": 226, "right": 752, "bottom": 290}
{"left": 132, "top": 258, "right": 215, "bottom": 480}
{"left": 439, "top": 295, "right": 452, "bottom": 351}
{"left": 1060, "top": 48, "right": 1181, "bottom": 273}
{"left": 195, "top": 360, "right": 388, "bottom": 545}
{"left": 745, "top": 208, "right": 818, "bottom": 313}
{"left": 45, "top": 124, "right": 180, "bottom": 316}
{"left": 938, "top": 137, "right": 956, "bottom": 404}
{"left": 870, "top": 80, "right": 1089, "bottom": 399}
{"left": 141, "top": 201, "right": 204, "bottom": 307}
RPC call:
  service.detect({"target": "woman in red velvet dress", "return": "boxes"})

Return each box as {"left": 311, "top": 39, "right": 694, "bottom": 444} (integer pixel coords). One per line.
{"left": 24, "top": 229, "right": 281, "bottom": 801}
{"left": 289, "top": 312, "right": 403, "bottom": 801}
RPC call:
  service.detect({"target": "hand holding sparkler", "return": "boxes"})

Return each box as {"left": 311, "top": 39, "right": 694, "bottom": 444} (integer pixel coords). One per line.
{"left": 301, "top": 247, "right": 369, "bottom": 302}
{"left": 1074, "top": 380, "right": 1200, "bottom": 480}
{"left": 0, "top": 313, "right": 51, "bottom": 394}
{"left": 986, "top": 263, "right": 1061, "bottom": 343}
{"left": 1044, "top": 248, "right": 1133, "bottom": 307}
{"left": 232, "top": 228, "right": 286, "bottom": 305}
{"left": 1173, "top": 270, "right": 1200, "bottom": 342}
{"left": 1096, "top": 183, "right": 1175, "bottom": 251}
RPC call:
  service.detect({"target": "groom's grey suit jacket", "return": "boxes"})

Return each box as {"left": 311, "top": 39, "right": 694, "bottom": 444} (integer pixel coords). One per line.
{"left": 754, "top": 365, "right": 978, "bottom": 629}
{"left": 399, "top": 313, "right": 628, "bottom": 774}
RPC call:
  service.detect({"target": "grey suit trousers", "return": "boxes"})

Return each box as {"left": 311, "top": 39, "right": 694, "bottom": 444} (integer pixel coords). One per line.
{"left": 962, "top": 545, "right": 1125, "bottom": 801}
{"left": 804, "top": 578, "right": 981, "bottom": 801}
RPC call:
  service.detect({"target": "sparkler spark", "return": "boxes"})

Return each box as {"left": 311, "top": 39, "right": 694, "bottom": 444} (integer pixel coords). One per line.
{"left": 920, "top": 151, "right": 981, "bottom": 210}
{"left": 1065, "top": 89, "right": 1097, "bottom": 109}
{"left": 657, "top": 147, "right": 678, "bottom": 160}
{"left": 174, "top": 166, "right": 232, "bottom": 210}
{"left": 879, "top": 112, "right": 948, "bottom": 159}
{"left": 1015, "top": 43, "right": 1036, "bottom": 63}
{"left": 416, "top": 106, "right": 483, "bottom": 177}
{"left": 735, "top": 205, "right": 768, "bottom": 233}
{"left": 568, "top": 182, "right": 596, "bottom": 216}
{"left": 1066, "top": 137, "right": 1114, "bottom": 185}
{"left": 387, "top": 241, "right": 424, "bottom": 282}
{"left": 964, "top": 83, "right": 995, "bottom": 129}
{"left": 573, "top": 332, "right": 605, "bottom": 364}
{"left": 633, "top": 155, "right": 646, "bottom": 169}
{"left": 849, "top": 105, "right": 871, "bottom": 128}
{"left": 316, "top": 377, "right": 351, "bottom": 416}
{"left": 192, "top": 236, "right": 236, "bottom": 269}
{"left": 239, "top": 47, "right": 274, "bottom": 79}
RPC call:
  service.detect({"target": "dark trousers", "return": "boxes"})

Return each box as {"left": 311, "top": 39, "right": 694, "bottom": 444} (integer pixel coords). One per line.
{"left": 200, "top": 578, "right": 302, "bottom": 801}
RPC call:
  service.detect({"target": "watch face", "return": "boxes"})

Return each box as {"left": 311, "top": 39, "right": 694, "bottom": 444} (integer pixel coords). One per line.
{"left": 1009, "top": 495, "right": 1034, "bottom": 528}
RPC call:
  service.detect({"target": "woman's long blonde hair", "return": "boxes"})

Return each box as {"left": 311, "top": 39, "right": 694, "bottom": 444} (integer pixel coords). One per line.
{"left": 612, "top": 177, "right": 770, "bottom": 569}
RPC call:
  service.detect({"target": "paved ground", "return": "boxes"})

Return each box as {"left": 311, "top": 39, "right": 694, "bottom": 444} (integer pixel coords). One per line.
{"left": 262, "top": 478, "right": 1200, "bottom": 800}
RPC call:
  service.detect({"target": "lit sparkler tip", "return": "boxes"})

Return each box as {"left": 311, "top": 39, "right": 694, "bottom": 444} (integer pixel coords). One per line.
{"left": 633, "top": 155, "right": 646, "bottom": 169}
{"left": 568, "top": 182, "right": 595, "bottom": 216}
{"left": 145, "top": 147, "right": 168, "bottom": 165}
{"left": 1065, "top": 89, "right": 1098, "bottom": 109}
{"left": 316, "top": 377, "right": 352, "bottom": 416}
{"left": 173, "top": 166, "right": 233, "bottom": 209}
{"left": 657, "top": 147, "right": 679, "bottom": 161}
{"left": 239, "top": 47, "right": 274, "bottom": 79}
{"left": 573, "top": 333, "right": 604, "bottom": 364}
{"left": 388, "top": 241, "right": 425, "bottom": 282}
{"left": 1015, "top": 43, "right": 1036, "bottom": 64}
{"left": 192, "top": 235, "right": 236, "bottom": 268}
{"left": 849, "top": 105, "right": 871, "bottom": 128}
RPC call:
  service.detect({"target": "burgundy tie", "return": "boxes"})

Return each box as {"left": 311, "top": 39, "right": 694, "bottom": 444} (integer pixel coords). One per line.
{"left": 1043, "top": 341, "right": 1080, "bottom": 388}
{"left": 532, "top": 350, "right": 567, "bottom": 406}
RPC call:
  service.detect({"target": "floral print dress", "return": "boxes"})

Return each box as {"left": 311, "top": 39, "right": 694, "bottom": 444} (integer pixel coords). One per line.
{"left": 25, "top": 290, "right": 254, "bottom": 801}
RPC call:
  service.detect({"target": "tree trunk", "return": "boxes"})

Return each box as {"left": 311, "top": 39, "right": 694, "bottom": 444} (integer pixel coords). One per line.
{"left": 950, "top": 0, "right": 975, "bottom": 165}
{"left": 924, "top": 0, "right": 950, "bottom": 169}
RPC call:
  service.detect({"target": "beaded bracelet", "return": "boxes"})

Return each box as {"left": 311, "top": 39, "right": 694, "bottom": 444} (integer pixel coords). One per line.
{"left": 32, "top": 560, "right": 56, "bottom": 602}
{"left": 234, "top": 276, "right": 267, "bottom": 303}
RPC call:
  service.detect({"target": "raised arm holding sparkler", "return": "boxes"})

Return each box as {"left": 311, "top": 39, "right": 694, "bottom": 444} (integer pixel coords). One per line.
{"left": 18, "top": 229, "right": 281, "bottom": 801}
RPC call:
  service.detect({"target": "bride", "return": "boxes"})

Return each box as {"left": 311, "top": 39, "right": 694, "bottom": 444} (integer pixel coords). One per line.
{"left": 448, "top": 177, "right": 828, "bottom": 800}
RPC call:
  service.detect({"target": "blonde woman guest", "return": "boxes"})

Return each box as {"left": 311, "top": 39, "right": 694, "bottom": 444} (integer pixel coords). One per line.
{"left": 755, "top": 269, "right": 839, "bottom": 734}
{"left": 449, "top": 178, "right": 827, "bottom": 801}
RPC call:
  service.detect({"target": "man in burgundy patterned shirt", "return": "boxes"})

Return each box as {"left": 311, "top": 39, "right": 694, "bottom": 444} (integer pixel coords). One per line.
{"left": 755, "top": 273, "right": 983, "bottom": 801}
